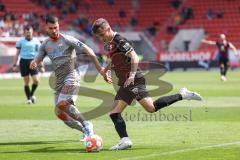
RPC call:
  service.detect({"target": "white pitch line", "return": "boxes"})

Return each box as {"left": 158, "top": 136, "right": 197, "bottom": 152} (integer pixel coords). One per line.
{"left": 120, "top": 141, "right": 240, "bottom": 160}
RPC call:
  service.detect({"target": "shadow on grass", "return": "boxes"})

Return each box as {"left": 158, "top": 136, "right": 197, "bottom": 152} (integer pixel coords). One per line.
{"left": 0, "top": 140, "right": 86, "bottom": 153}
{"left": 0, "top": 140, "right": 76, "bottom": 146}
{"left": 1, "top": 147, "right": 86, "bottom": 154}
{"left": 0, "top": 140, "right": 150, "bottom": 154}
{"left": 2, "top": 147, "right": 118, "bottom": 154}
{"left": 0, "top": 140, "right": 114, "bottom": 154}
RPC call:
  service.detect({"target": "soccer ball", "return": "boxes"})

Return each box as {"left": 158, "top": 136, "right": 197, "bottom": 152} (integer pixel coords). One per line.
{"left": 84, "top": 134, "right": 103, "bottom": 152}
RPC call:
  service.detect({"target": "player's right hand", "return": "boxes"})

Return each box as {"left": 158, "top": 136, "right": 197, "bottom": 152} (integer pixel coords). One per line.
{"left": 30, "top": 60, "right": 37, "bottom": 70}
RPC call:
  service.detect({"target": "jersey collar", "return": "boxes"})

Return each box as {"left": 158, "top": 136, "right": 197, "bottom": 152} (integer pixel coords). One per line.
{"left": 109, "top": 32, "right": 117, "bottom": 43}
{"left": 104, "top": 32, "right": 117, "bottom": 46}
{"left": 50, "top": 34, "right": 61, "bottom": 42}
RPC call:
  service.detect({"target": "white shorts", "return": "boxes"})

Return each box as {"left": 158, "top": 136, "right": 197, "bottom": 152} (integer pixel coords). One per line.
{"left": 54, "top": 71, "right": 80, "bottom": 106}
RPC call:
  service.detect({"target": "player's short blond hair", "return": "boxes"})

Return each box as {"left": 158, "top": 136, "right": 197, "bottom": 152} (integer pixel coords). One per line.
{"left": 92, "top": 18, "right": 110, "bottom": 34}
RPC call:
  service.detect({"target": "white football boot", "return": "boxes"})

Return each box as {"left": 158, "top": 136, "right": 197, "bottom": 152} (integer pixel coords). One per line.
{"left": 110, "top": 137, "right": 133, "bottom": 150}
{"left": 27, "top": 99, "right": 32, "bottom": 104}
{"left": 31, "top": 96, "right": 36, "bottom": 104}
{"left": 221, "top": 75, "right": 227, "bottom": 81}
{"left": 179, "top": 88, "right": 202, "bottom": 101}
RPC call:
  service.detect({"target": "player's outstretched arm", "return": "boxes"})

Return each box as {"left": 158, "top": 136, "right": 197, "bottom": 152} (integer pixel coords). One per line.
{"left": 82, "top": 45, "right": 112, "bottom": 83}
{"left": 103, "top": 59, "right": 112, "bottom": 73}
{"left": 65, "top": 35, "right": 104, "bottom": 73}
{"left": 201, "top": 39, "right": 216, "bottom": 45}
{"left": 101, "top": 59, "right": 112, "bottom": 84}
{"left": 82, "top": 45, "right": 103, "bottom": 73}
{"left": 30, "top": 43, "right": 46, "bottom": 70}
{"left": 129, "top": 50, "right": 139, "bottom": 77}
{"left": 66, "top": 35, "right": 111, "bottom": 82}
{"left": 124, "top": 50, "right": 139, "bottom": 88}
{"left": 229, "top": 42, "right": 238, "bottom": 56}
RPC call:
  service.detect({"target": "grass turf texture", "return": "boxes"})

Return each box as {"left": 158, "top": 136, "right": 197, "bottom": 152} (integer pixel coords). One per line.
{"left": 0, "top": 70, "right": 240, "bottom": 160}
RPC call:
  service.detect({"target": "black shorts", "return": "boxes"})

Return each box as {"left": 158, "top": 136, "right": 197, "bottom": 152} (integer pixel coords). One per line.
{"left": 115, "top": 77, "right": 149, "bottom": 105}
{"left": 20, "top": 58, "right": 38, "bottom": 77}
{"left": 219, "top": 57, "right": 229, "bottom": 65}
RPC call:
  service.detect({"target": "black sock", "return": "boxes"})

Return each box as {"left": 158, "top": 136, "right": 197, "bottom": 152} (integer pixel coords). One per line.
{"left": 153, "top": 94, "right": 182, "bottom": 112}
{"left": 24, "top": 85, "right": 31, "bottom": 100}
{"left": 223, "top": 66, "right": 228, "bottom": 76}
{"left": 31, "top": 83, "right": 38, "bottom": 96}
{"left": 110, "top": 113, "right": 128, "bottom": 138}
{"left": 220, "top": 67, "right": 224, "bottom": 76}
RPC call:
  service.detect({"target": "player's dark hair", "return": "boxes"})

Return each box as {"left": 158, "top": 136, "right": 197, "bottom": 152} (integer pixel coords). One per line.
{"left": 45, "top": 15, "right": 58, "bottom": 24}
{"left": 24, "top": 25, "right": 33, "bottom": 31}
{"left": 92, "top": 18, "right": 109, "bottom": 34}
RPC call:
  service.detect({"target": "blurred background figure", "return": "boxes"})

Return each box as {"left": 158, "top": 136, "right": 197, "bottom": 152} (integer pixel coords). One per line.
{"left": 0, "top": 0, "right": 239, "bottom": 78}
{"left": 202, "top": 34, "right": 238, "bottom": 81}
{"left": 12, "top": 25, "right": 44, "bottom": 104}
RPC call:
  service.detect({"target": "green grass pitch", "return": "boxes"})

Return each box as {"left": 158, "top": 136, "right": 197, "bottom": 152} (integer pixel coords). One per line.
{"left": 0, "top": 70, "right": 240, "bottom": 160}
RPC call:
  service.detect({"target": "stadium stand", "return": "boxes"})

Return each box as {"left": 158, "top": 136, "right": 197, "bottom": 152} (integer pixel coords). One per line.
{"left": 1, "top": 0, "right": 240, "bottom": 52}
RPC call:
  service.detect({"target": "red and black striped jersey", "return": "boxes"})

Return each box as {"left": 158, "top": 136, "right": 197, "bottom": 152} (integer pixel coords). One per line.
{"left": 216, "top": 41, "right": 230, "bottom": 59}
{"left": 105, "top": 33, "right": 143, "bottom": 86}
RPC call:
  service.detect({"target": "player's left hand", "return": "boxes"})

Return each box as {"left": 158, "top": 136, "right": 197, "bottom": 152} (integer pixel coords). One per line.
{"left": 124, "top": 76, "right": 134, "bottom": 88}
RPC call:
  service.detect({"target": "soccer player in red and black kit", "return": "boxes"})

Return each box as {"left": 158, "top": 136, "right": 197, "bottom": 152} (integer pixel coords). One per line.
{"left": 92, "top": 18, "right": 203, "bottom": 150}
{"left": 202, "top": 34, "right": 238, "bottom": 81}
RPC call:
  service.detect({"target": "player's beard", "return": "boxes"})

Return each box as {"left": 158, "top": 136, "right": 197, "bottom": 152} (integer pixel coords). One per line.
{"left": 48, "top": 32, "right": 58, "bottom": 39}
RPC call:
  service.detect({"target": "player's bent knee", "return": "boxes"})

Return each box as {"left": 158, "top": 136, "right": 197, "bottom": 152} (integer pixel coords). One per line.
{"left": 56, "top": 100, "right": 70, "bottom": 111}
{"left": 109, "top": 109, "right": 123, "bottom": 115}
{"left": 57, "top": 112, "right": 68, "bottom": 121}
{"left": 110, "top": 105, "right": 125, "bottom": 115}
{"left": 54, "top": 107, "right": 68, "bottom": 120}
{"left": 33, "top": 80, "right": 39, "bottom": 85}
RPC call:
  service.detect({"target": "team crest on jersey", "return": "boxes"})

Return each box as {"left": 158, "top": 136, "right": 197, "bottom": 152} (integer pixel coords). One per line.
{"left": 104, "top": 43, "right": 117, "bottom": 52}
{"left": 58, "top": 44, "right": 64, "bottom": 50}
{"left": 77, "top": 41, "right": 83, "bottom": 47}
{"left": 131, "top": 87, "right": 138, "bottom": 94}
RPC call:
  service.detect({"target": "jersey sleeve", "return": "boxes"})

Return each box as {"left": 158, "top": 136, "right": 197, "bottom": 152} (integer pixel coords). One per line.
{"left": 116, "top": 35, "right": 134, "bottom": 55}
{"left": 64, "top": 35, "right": 87, "bottom": 52}
{"left": 35, "top": 41, "right": 47, "bottom": 61}
{"left": 16, "top": 40, "right": 22, "bottom": 49}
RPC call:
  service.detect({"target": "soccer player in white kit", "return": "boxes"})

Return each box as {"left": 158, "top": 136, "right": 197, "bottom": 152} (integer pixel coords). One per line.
{"left": 30, "top": 15, "right": 107, "bottom": 139}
